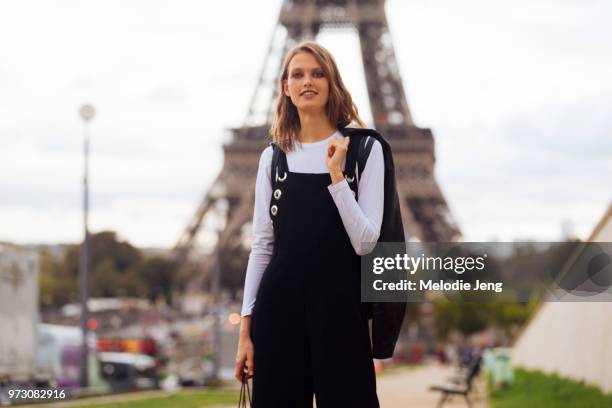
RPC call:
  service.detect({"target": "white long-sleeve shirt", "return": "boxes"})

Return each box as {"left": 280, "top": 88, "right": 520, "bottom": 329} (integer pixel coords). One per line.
{"left": 241, "top": 130, "right": 384, "bottom": 316}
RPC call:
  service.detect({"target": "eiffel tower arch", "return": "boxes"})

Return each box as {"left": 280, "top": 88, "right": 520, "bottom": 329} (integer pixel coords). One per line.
{"left": 173, "top": 0, "right": 461, "bottom": 302}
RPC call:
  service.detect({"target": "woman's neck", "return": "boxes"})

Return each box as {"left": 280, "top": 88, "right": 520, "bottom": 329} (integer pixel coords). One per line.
{"left": 297, "top": 112, "right": 337, "bottom": 143}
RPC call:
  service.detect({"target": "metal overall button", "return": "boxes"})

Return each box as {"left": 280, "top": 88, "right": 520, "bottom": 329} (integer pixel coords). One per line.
{"left": 273, "top": 189, "right": 282, "bottom": 200}
{"left": 345, "top": 174, "right": 355, "bottom": 183}
{"left": 276, "top": 170, "right": 287, "bottom": 182}
{"left": 270, "top": 205, "right": 278, "bottom": 216}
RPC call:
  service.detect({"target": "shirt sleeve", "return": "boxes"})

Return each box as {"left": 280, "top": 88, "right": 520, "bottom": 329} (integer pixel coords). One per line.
{"left": 327, "top": 139, "right": 384, "bottom": 255}
{"left": 241, "top": 146, "right": 274, "bottom": 316}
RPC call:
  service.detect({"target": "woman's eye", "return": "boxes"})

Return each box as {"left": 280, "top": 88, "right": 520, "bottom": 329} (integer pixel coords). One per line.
{"left": 313, "top": 71, "right": 324, "bottom": 77}
{"left": 292, "top": 72, "right": 303, "bottom": 78}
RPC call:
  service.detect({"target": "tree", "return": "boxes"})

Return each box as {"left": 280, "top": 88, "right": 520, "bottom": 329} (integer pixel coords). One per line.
{"left": 433, "top": 300, "right": 539, "bottom": 341}
{"left": 39, "top": 231, "right": 157, "bottom": 308}
{"left": 434, "top": 301, "right": 490, "bottom": 339}
{"left": 39, "top": 249, "right": 77, "bottom": 308}
{"left": 138, "top": 257, "right": 177, "bottom": 305}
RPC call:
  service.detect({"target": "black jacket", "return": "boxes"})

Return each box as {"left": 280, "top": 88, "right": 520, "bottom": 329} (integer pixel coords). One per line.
{"left": 339, "top": 126, "right": 407, "bottom": 359}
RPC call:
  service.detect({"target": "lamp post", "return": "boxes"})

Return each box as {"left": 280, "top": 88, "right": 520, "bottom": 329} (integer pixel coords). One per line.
{"left": 78, "top": 104, "right": 95, "bottom": 388}
{"left": 209, "top": 183, "right": 227, "bottom": 383}
{"left": 211, "top": 253, "right": 221, "bottom": 382}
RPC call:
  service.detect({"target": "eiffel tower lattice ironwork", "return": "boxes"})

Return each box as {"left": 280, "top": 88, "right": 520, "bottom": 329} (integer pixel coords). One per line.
{"left": 173, "top": 0, "right": 461, "bottom": 297}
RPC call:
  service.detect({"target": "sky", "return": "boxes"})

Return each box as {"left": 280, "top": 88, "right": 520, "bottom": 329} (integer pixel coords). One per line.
{"left": 0, "top": 0, "right": 610, "bottom": 248}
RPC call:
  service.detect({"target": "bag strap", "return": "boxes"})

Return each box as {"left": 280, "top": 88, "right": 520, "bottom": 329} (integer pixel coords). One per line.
{"left": 238, "top": 370, "right": 252, "bottom": 407}
{"left": 345, "top": 135, "right": 375, "bottom": 200}
{"left": 344, "top": 136, "right": 360, "bottom": 177}
{"left": 357, "top": 136, "right": 375, "bottom": 182}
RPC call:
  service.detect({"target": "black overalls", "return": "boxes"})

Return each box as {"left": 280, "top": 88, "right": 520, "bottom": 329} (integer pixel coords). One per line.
{"left": 249, "top": 144, "right": 380, "bottom": 407}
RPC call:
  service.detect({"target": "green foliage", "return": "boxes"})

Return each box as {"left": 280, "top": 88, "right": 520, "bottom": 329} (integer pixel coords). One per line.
{"left": 138, "top": 256, "right": 177, "bottom": 305}
{"left": 91, "top": 257, "right": 122, "bottom": 297}
{"left": 487, "top": 301, "right": 539, "bottom": 332}
{"left": 39, "top": 249, "right": 77, "bottom": 307}
{"left": 433, "top": 300, "right": 538, "bottom": 339}
{"left": 434, "top": 301, "right": 490, "bottom": 338}
{"left": 39, "top": 231, "right": 178, "bottom": 308}
{"left": 69, "top": 390, "right": 239, "bottom": 408}
{"left": 490, "top": 368, "right": 612, "bottom": 408}
{"left": 430, "top": 241, "right": 580, "bottom": 340}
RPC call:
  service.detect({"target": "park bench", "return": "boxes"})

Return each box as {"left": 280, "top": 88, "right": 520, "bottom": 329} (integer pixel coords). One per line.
{"left": 429, "top": 355, "right": 483, "bottom": 407}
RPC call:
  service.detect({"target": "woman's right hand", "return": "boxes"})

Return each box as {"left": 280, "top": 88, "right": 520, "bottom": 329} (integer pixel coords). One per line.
{"left": 235, "top": 316, "right": 254, "bottom": 383}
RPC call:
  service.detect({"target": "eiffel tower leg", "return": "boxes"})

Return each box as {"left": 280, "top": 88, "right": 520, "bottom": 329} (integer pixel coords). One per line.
{"left": 186, "top": 188, "right": 256, "bottom": 294}
{"left": 357, "top": 16, "right": 414, "bottom": 129}
{"left": 173, "top": 195, "right": 218, "bottom": 278}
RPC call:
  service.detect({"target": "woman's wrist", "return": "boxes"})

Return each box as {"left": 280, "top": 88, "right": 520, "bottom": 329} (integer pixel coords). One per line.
{"left": 330, "top": 169, "right": 344, "bottom": 185}
{"left": 239, "top": 316, "right": 251, "bottom": 338}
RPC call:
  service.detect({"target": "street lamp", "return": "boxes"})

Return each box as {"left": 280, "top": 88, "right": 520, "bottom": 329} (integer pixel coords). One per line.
{"left": 209, "top": 184, "right": 227, "bottom": 383}
{"left": 78, "top": 104, "right": 95, "bottom": 388}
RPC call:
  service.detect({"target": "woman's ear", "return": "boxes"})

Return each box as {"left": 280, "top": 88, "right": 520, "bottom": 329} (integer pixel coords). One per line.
{"left": 283, "top": 80, "right": 289, "bottom": 97}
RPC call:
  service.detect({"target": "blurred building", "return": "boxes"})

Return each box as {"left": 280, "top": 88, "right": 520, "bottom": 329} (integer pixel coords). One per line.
{"left": 0, "top": 243, "right": 41, "bottom": 383}
{"left": 511, "top": 204, "right": 612, "bottom": 392}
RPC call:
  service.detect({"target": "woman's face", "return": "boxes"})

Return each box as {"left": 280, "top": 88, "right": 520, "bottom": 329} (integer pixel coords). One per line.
{"left": 283, "top": 52, "right": 330, "bottom": 114}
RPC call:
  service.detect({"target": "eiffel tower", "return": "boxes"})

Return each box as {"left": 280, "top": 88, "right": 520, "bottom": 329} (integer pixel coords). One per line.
{"left": 173, "top": 0, "right": 461, "bottom": 298}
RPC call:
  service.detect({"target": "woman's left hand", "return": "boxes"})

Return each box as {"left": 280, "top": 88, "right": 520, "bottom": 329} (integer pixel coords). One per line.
{"left": 327, "top": 136, "right": 350, "bottom": 175}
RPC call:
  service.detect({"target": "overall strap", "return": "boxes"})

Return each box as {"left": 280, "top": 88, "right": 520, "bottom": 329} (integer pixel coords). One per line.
{"left": 270, "top": 137, "right": 373, "bottom": 199}
{"left": 270, "top": 143, "right": 288, "bottom": 191}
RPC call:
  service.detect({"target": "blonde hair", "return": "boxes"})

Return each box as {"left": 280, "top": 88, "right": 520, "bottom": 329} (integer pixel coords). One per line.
{"left": 270, "top": 41, "right": 365, "bottom": 152}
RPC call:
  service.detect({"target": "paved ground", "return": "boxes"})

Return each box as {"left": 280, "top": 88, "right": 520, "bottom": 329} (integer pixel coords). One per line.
{"left": 377, "top": 362, "right": 488, "bottom": 408}
{"left": 231, "top": 362, "right": 489, "bottom": 407}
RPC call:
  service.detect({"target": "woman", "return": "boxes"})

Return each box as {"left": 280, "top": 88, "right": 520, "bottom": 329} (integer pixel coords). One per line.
{"left": 235, "top": 41, "right": 386, "bottom": 407}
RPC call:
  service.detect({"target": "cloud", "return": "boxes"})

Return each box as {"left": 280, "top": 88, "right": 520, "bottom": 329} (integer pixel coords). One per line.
{"left": 432, "top": 94, "right": 612, "bottom": 241}
{"left": 0, "top": 0, "right": 610, "bottom": 246}
{"left": 498, "top": 93, "right": 612, "bottom": 159}
{"left": 145, "top": 84, "right": 190, "bottom": 104}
